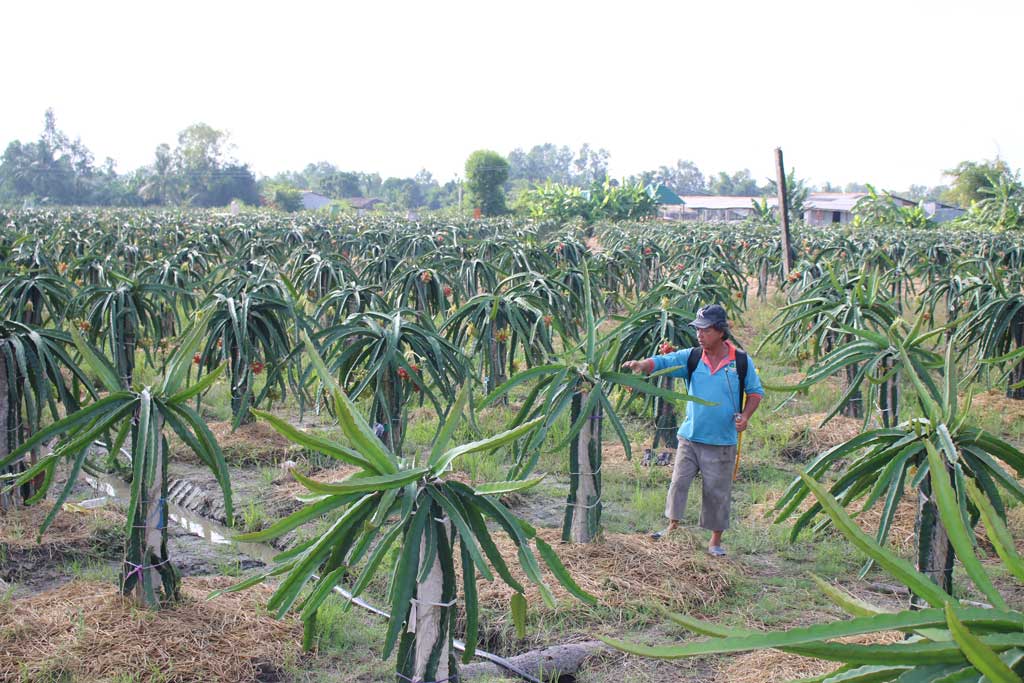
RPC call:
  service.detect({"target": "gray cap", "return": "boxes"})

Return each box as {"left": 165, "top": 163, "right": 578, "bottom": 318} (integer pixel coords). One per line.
{"left": 689, "top": 304, "right": 728, "bottom": 329}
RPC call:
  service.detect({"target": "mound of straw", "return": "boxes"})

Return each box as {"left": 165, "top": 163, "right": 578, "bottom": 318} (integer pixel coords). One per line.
{"left": 1, "top": 504, "right": 121, "bottom": 555}
{"left": 779, "top": 413, "right": 862, "bottom": 462}
{"left": 718, "top": 630, "right": 904, "bottom": 683}
{"left": 0, "top": 577, "right": 302, "bottom": 683}
{"left": 970, "top": 390, "right": 1024, "bottom": 432}
{"left": 271, "top": 463, "right": 358, "bottom": 501}
{"left": 747, "top": 488, "right": 917, "bottom": 556}
{"left": 169, "top": 420, "right": 297, "bottom": 465}
{"left": 472, "top": 528, "right": 732, "bottom": 616}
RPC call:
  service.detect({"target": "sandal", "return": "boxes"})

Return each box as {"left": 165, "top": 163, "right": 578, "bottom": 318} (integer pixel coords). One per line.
{"left": 708, "top": 545, "right": 727, "bottom": 557}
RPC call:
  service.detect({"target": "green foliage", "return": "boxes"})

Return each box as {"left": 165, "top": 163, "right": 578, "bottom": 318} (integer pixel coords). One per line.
{"left": 967, "top": 170, "right": 1024, "bottom": 231}
{"left": 944, "top": 158, "right": 1013, "bottom": 208}
{"left": 264, "top": 183, "right": 304, "bottom": 212}
{"left": 521, "top": 180, "right": 657, "bottom": 223}
{"left": 766, "top": 168, "right": 810, "bottom": 226}
{"left": 465, "top": 150, "right": 510, "bottom": 216}
{"left": 852, "top": 185, "right": 934, "bottom": 230}
{"left": 0, "top": 317, "right": 232, "bottom": 609}
{"left": 222, "top": 342, "right": 592, "bottom": 682}
{"left": 601, "top": 455, "right": 1024, "bottom": 681}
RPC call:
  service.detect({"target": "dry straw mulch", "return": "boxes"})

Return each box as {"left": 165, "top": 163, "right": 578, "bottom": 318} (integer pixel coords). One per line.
{"left": 0, "top": 503, "right": 121, "bottom": 552}
{"left": 472, "top": 528, "right": 733, "bottom": 617}
{"left": 747, "top": 487, "right": 917, "bottom": 556}
{"left": 0, "top": 576, "right": 302, "bottom": 683}
{"left": 169, "top": 420, "right": 297, "bottom": 466}
{"left": 717, "top": 630, "right": 904, "bottom": 683}
{"left": 270, "top": 463, "right": 359, "bottom": 501}
{"left": 779, "top": 412, "right": 863, "bottom": 462}
{"left": 970, "top": 390, "right": 1024, "bottom": 432}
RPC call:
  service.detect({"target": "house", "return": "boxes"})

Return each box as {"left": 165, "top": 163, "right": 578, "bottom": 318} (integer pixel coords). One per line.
{"left": 675, "top": 195, "right": 777, "bottom": 222}
{"left": 922, "top": 200, "right": 966, "bottom": 223}
{"left": 301, "top": 191, "right": 332, "bottom": 210}
{"left": 344, "top": 197, "right": 384, "bottom": 215}
{"left": 647, "top": 184, "right": 686, "bottom": 219}
{"left": 803, "top": 192, "right": 965, "bottom": 225}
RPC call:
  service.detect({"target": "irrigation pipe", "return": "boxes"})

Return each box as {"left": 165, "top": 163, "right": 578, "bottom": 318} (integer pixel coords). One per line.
{"left": 328, "top": 581, "right": 542, "bottom": 683}
{"left": 85, "top": 440, "right": 543, "bottom": 683}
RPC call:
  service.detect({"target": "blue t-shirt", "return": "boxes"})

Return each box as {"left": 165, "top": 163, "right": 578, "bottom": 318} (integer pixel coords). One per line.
{"left": 650, "top": 345, "right": 764, "bottom": 446}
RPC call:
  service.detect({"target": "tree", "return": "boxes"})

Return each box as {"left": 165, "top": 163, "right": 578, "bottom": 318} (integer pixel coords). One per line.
{"left": 572, "top": 143, "right": 610, "bottom": 185}
{"left": 0, "top": 109, "right": 104, "bottom": 205}
{"left": 465, "top": 150, "right": 509, "bottom": 215}
{"left": 943, "top": 159, "right": 1012, "bottom": 207}
{"left": 320, "top": 170, "right": 362, "bottom": 198}
{"left": 708, "top": 169, "right": 761, "bottom": 196}
{"left": 263, "top": 182, "right": 304, "bottom": 212}
{"left": 632, "top": 160, "right": 707, "bottom": 195}
{"left": 507, "top": 143, "right": 574, "bottom": 184}
{"left": 380, "top": 177, "right": 425, "bottom": 210}
{"left": 138, "top": 144, "right": 181, "bottom": 205}
{"left": 170, "top": 123, "right": 258, "bottom": 207}
{"left": 767, "top": 168, "right": 810, "bottom": 226}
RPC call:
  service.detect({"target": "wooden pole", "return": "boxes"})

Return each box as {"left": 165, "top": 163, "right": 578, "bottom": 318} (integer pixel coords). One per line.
{"left": 775, "top": 148, "right": 794, "bottom": 277}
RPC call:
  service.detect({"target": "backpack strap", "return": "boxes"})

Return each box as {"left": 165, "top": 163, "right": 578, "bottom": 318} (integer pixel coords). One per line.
{"left": 686, "top": 347, "right": 701, "bottom": 379}
{"left": 736, "top": 349, "right": 748, "bottom": 412}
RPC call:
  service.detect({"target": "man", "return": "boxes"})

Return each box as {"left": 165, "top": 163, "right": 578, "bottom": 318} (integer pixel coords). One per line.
{"left": 622, "top": 304, "right": 763, "bottom": 556}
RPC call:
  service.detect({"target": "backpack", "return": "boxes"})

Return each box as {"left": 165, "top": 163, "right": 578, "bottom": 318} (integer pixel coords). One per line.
{"left": 686, "top": 347, "right": 749, "bottom": 412}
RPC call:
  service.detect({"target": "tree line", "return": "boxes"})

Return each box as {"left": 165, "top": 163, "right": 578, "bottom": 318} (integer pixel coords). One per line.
{"left": 0, "top": 109, "right": 1014, "bottom": 211}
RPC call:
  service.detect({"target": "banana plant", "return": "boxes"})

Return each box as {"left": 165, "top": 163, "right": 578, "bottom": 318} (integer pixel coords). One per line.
{"left": 480, "top": 261, "right": 707, "bottom": 543}
{"left": 601, "top": 466, "right": 1024, "bottom": 682}
{"left": 221, "top": 335, "right": 595, "bottom": 683}
{"left": 0, "top": 321, "right": 92, "bottom": 510}
{"left": 0, "top": 315, "right": 232, "bottom": 608}
{"left": 774, "top": 341, "right": 1024, "bottom": 600}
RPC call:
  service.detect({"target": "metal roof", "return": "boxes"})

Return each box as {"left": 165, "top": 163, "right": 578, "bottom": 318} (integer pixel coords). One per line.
{"left": 678, "top": 195, "right": 776, "bottom": 210}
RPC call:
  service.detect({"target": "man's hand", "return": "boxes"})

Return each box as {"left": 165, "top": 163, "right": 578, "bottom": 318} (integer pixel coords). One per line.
{"left": 734, "top": 413, "right": 750, "bottom": 432}
{"left": 621, "top": 359, "right": 652, "bottom": 374}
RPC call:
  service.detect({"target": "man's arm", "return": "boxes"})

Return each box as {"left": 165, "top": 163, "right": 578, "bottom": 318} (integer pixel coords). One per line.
{"left": 735, "top": 393, "right": 761, "bottom": 432}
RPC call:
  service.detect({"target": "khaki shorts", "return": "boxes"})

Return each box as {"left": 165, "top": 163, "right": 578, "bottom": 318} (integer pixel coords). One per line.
{"left": 665, "top": 438, "right": 736, "bottom": 531}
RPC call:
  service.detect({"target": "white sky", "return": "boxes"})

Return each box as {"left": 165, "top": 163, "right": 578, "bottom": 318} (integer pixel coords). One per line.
{"left": 3, "top": 0, "right": 1021, "bottom": 190}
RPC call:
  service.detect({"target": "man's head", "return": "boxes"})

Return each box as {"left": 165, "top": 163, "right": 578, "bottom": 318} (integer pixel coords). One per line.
{"left": 690, "top": 304, "right": 731, "bottom": 343}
